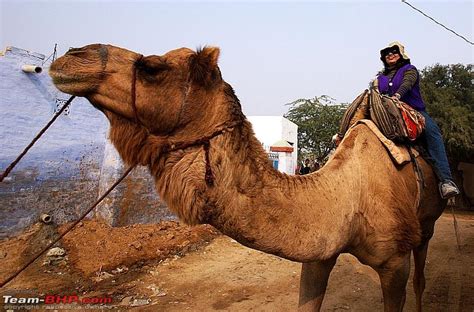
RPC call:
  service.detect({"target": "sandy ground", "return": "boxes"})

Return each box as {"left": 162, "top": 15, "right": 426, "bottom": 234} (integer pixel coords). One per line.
{"left": 0, "top": 212, "right": 473, "bottom": 311}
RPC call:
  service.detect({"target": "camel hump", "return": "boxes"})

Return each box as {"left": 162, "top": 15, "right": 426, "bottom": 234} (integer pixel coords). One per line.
{"left": 347, "top": 119, "right": 417, "bottom": 166}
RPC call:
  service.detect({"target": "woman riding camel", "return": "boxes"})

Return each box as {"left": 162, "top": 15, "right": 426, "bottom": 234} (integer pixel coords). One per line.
{"left": 378, "top": 41, "right": 460, "bottom": 199}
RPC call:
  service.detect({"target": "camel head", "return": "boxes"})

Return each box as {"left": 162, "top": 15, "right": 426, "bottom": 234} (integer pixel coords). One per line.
{"left": 50, "top": 44, "right": 227, "bottom": 136}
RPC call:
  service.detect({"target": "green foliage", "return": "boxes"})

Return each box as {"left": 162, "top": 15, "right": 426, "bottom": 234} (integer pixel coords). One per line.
{"left": 284, "top": 64, "right": 472, "bottom": 164}
{"left": 284, "top": 96, "right": 347, "bottom": 162}
{"left": 420, "top": 64, "right": 474, "bottom": 162}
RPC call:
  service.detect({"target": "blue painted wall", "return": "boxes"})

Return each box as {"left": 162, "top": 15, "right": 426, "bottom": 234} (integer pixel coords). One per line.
{"left": 0, "top": 47, "right": 173, "bottom": 239}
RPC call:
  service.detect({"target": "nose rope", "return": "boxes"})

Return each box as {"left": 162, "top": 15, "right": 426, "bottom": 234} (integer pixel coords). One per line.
{"left": 130, "top": 54, "right": 243, "bottom": 188}
{"left": 131, "top": 54, "right": 145, "bottom": 129}
{"left": 131, "top": 55, "right": 190, "bottom": 136}
{"left": 130, "top": 56, "right": 217, "bottom": 185}
{"left": 203, "top": 141, "right": 214, "bottom": 187}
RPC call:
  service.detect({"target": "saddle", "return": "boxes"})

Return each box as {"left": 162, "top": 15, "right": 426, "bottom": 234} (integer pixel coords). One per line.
{"left": 338, "top": 90, "right": 429, "bottom": 206}
{"left": 339, "top": 89, "right": 425, "bottom": 143}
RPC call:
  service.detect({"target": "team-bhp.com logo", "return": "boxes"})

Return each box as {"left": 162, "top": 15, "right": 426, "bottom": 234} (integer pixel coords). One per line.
{"left": 3, "top": 294, "right": 113, "bottom": 304}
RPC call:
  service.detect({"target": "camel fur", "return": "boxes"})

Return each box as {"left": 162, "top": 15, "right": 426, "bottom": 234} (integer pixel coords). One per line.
{"left": 50, "top": 44, "right": 446, "bottom": 312}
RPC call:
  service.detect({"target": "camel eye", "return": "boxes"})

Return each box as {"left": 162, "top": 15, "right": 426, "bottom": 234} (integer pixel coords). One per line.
{"left": 137, "top": 56, "right": 170, "bottom": 78}
{"left": 141, "top": 64, "right": 169, "bottom": 76}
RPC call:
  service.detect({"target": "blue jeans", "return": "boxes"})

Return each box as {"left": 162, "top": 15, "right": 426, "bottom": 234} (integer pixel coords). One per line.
{"left": 420, "top": 111, "right": 452, "bottom": 182}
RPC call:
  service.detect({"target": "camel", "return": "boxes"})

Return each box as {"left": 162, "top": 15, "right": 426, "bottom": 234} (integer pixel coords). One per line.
{"left": 49, "top": 44, "right": 446, "bottom": 311}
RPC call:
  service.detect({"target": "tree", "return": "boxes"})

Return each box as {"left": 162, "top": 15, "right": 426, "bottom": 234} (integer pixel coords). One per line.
{"left": 284, "top": 95, "right": 346, "bottom": 163}
{"left": 420, "top": 64, "right": 474, "bottom": 163}
{"left": 284, "top": 64, "right": 473, "bottom": 165}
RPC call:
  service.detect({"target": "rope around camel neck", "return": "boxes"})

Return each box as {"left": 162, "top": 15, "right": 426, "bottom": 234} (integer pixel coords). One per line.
{"left": 0, "top": 94, "right": 136, "bottom": 288}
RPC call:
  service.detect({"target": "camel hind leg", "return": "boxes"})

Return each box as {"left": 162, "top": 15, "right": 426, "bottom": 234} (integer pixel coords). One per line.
{"left": 298, "top": 256, "right": 338, "bottom": 312}
{"left": 376, "top": 253, "right": 411, "bottom": 312}
{"left": 413, "top": 239, "right": 431, "bottom": 312}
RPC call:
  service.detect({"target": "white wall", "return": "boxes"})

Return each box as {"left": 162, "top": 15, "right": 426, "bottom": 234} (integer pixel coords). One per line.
{"left": 247, "top": 116, "right": 298, "bottom": 174}
{"left": 281, "top": 117, "right": 298, "bottom": 173}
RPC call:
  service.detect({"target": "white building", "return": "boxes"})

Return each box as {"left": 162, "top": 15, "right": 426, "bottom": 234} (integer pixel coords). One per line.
{"left": 247, "top": 116, "right": 298, "bottom": 175}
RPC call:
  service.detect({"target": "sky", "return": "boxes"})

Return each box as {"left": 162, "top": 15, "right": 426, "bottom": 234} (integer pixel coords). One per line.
{"left": 1, "top": 0, "right": 472, "bottom": 116}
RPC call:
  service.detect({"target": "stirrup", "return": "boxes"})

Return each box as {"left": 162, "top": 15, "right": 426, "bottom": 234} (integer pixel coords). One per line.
{"left": 438, "top": 180, "right": 460, "bottom": 199}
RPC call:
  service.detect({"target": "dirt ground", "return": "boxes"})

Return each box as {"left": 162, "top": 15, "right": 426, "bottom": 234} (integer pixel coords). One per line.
{"left": 0, "top": 212, "right": 473, "bottom": 311}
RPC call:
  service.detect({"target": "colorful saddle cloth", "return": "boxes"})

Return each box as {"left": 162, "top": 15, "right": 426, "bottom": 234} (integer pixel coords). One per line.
{"left": 339, "top": 89, "right": 425, "bottom": 143}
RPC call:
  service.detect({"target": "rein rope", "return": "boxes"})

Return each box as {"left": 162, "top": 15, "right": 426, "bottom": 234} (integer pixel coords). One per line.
{"left": 0, "top": 91, "right": 135, "bottom": 288}
{"left": 131, "top": 54, "right": 145, "bottom": 128}
{"left": 1, "top": 51, "right": 241, "bottom": 287}
{"left": 0, "top": 95, "right": 76, "bottom": 182}
{"left": 0, "top": 166, "right": 134, "bottom": 288}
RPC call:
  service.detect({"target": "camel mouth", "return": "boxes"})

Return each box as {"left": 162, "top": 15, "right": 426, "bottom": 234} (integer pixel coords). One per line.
{"left": 49, "top": 70, "right": 78, "bottom": 88}
{"left": 49, "top": 50, "right": 104, "bottom": 96}
{"left": 50, "top": 76, "right": 94, "bottom": 97}
{"left": 50, "top": 65, "right": 104, "bottom": 97}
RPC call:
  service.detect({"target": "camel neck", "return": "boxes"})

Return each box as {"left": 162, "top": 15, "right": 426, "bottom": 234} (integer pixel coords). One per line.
{"left": 198, "top": 121, "right": 357, "bottom": 262}
{"left": 110, "top": 109, "right": 357, "bottom": 262}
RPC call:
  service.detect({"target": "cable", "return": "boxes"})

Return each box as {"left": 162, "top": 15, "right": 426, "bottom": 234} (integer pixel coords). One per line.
{"left": 41, "top": 44, "right": 58, "bottom": 66}
{"left": 402, "top": 0, "right": 473, "bottom": 46}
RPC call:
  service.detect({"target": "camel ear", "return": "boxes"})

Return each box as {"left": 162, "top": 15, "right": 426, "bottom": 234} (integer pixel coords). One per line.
{"left": 190, "top": 46, "right": 221, "bottom": 87}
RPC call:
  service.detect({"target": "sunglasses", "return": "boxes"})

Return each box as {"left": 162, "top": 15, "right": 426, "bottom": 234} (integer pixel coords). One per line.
{"left": 382, "top": 48, "right": 400, "bottom": 57}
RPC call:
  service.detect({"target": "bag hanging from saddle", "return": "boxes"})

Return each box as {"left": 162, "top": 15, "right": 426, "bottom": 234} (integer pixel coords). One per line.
{"left": 339, "top": 89, "right": 425, "bottom": 142}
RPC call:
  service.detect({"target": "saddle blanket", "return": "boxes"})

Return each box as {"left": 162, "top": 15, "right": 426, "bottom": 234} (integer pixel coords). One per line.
{"left": 346, "top": 119, "right": 419, "bottom": 165}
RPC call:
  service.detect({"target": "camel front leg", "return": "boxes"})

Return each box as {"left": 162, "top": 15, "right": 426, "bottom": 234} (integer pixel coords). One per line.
{"left": 376, "top": 253, "right": 411, "bottom": 312}
{"left": 298, "top": 256, "right": 338, "bottom": 312}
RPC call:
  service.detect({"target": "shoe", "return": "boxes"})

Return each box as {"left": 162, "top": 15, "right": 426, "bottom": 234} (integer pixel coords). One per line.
{"left": 439, "top": 180, "right": 460, "bottom": 199}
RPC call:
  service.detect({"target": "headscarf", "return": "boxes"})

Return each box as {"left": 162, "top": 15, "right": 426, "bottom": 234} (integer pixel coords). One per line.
{"left": 380, "top": 41, "right": 411, "bottom": 73}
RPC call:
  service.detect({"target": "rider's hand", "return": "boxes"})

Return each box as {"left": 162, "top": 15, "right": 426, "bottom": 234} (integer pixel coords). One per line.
{"left": 391, "top": 93, "right": 401, "bottom": 101}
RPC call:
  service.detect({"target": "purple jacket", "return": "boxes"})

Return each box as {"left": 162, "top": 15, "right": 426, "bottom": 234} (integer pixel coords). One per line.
{"left": 377, "top": 64, "right": 426, "bottom": 111}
